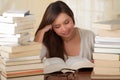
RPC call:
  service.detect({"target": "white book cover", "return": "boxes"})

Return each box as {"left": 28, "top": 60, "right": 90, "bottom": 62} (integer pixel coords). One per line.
{"left": 94, "top": 20, "right": 120, "bottom": 24}
{"left": 0, "top": 42, "right": 42, "bottom": 53}
{"left": 0, "top": 42, "right": 19, "bottom": 46}
{"left": 2, "top": 55, "right": 41, "bottom": 62}
{"left": 94, "top": 47, "right": 120, "bottom": 54}
{"left": 0, "top": 37, "right": 21, "bottom": 42}
{"left": 2, "top": 10, "right": 30, "bottom": 17}
{"left": 93, "top": 53, "right": 120, "bottom": 60}
{"left": 1, "top": 62, "right": 43, "bottom": 72}
{"left": 0, "top": 49, "right": 40, "bottom": 59}
{"left": 0, "top": 20, "right": 34, "bottom": 27}
{"left": 93, "top": 67, "right": 120, "bottom": 75}
{"left": 94, "top": 42, "right": 120, "bottom": 49}
{"left": 0, "top": 33, "right": 30, "bottom": 42}
{"left": 0, "top": 14, "right": 35, "bottom": 23}
{"left": 0, "top": 34, "right": 20, "bottom": 38}
{"left": 95, "top": 36, "right": 120, "bottom": 43}
{"left": 0, "top": 33, "right": 29, "bottom": 38}
{"left": 0, "top": 25, "right": 33, "bottom": 34}
{"left": 93, "top": 20, "right": 120, "bottom": 30}
{"left": 0, "top": 58, "right": 41, "bottom": 66}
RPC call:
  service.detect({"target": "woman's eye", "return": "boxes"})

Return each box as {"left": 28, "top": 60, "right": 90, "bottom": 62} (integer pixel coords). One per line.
{"left": 65, "top": 20, "right": 69, "bottom": 24}
{"left": 53, "top": 25, "right": 60, "bottom": 28}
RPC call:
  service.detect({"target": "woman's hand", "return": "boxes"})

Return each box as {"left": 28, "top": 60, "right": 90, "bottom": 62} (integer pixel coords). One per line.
{"left": 34, "top": 25, "right": 52, "bottom": 43}
{"left": 90, "top": 59, "right": 94, "bottom": 63}
{"left": 41, "top": 25, "right": 52, "bottom": 33}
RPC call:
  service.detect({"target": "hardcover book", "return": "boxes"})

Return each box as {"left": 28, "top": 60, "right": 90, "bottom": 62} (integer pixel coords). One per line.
{"left": 2, "top": 10, "right": 30, "bottom": 17}
{"left": 0, "top": 34, "right": 30, "bottom": 43}
{"left": 94, "top": 59, "right": 120, "bottom": 67}
{"left": 94, "top": 47, "right": 120, "bottom": 54}
{"left": 93, "top": 67, "right": 120, "bottom": 75}
{"left": 0, "top": 14, "right": 35, "bottom": 23}
{"left": 2, "top": 69, "right": 43, "bottom": 78}
{"left": 0, "top": 20, "right": 34, "bottom": 27}
{"left": 1, "top": 74, "right": 44, "bottom": 80}
{"left": 98, "top": 29, "right": 120, "bottom": 37}
{"left": 95, "top": 36, "right": 120, "bottom": 43}
{"left": 0, "top": 24, "right": 33, "bottom": 34}
{"left": 91, "top": 71, "right": 120, "bottom": 79}
{"left": 94, "top": 42, "right": 120, "bottom": 48}
{"left": 0, "top": 56, "right": 41, "bottom": 66}
{"left": 0, "top": 49, "right": 41, "bottom": 59}
{"left": 93, "top": 20, "right": 120, "bottom": 30}
{"left": 1, "top": 62, "right": 44, "bottom": 72}
{"left": 0, "top": 42, "right": 42, "bottom": 53}
{"left": 93, "top": 52, "right": 120, "bottom": 60}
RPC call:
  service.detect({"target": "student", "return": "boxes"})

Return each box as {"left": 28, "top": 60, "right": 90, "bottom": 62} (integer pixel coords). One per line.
{"left": 34, "top": 1, "right": 95, "bottom": 61}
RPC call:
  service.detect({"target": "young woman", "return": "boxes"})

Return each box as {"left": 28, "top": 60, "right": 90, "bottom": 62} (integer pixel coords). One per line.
{"left": 34, "top": 1, "right": 95, "bottom": 61}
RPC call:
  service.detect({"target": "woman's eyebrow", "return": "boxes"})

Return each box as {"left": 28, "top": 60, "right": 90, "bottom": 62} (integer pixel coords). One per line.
{"left": 64, "top": 18, "right": 70, "bottom": 22}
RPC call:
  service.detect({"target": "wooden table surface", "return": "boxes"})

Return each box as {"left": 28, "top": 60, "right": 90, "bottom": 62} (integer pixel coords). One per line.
{"left": 44, "top": 68, "right": 119, "bottom": 80}
{"left": 44, "top": 68, "right": 92, "bottom": 80}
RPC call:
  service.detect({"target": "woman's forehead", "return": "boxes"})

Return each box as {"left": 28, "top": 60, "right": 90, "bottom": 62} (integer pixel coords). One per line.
{"left": 52, "top": 13, "right": 71, "bottom": 25}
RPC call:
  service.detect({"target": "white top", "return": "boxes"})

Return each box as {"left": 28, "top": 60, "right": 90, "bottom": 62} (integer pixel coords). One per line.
{"left": 77, "top": 28, "right": 95, "bottom": 60}
{"left": 40, "top": 28, "right": 95, "bottom": 60}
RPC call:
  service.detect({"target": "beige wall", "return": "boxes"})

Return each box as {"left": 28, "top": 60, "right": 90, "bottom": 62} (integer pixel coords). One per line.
{"left": 0, "top": 0, "right": 120, "bottom": 35}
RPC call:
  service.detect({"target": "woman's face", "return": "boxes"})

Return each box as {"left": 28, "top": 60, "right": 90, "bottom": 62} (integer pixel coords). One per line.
{"left": 52, "top": 13, "right": 74, "bottom": 39}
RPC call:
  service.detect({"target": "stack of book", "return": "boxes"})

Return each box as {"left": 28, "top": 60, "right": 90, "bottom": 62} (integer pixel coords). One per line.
{"left": 0, "top": 10, "right": 35, "bottom": 45}
{"left": 91, "top": 20, "right": 120, "bottom": 79}
{"left": 0, "top": 10, "right": 44, "bottom": 80}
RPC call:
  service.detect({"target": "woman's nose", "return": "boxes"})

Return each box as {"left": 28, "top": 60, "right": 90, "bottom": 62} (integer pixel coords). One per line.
{"left": 61, "top": 26, "right": 66, "bottom": 32}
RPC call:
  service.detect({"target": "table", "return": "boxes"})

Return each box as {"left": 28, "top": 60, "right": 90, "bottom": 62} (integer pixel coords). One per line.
{"left": 44, "top": 68, "right": 119, "bottom": 80}
{"left": 44, "top": 68, "right": 92, "bottom": 80}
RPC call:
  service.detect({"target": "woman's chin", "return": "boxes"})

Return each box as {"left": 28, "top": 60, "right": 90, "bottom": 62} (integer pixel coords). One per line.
{"left": 61, "top": 35, "right": 71, "bottom": 40}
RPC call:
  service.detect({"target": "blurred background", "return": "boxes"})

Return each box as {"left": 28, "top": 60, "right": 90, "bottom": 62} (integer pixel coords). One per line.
{"left": 0, "top": 0, "right": 120, "bottom": 38}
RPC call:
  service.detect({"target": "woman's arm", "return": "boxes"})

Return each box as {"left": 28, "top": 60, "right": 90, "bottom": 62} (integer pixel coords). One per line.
{"left": 34, "top": 25, "right": 52, "bottom": 60}
{"left": 34, "top": 25, "right": 52, "bottom": 43}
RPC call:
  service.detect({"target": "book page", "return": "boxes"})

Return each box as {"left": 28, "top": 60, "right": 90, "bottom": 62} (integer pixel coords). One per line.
{"left": 66, "top": 56, "right": 94, "bottom": 70}
{"left": 44, "top": 57, "right": 94, "bottom": 74}
{"left": 44, "top": 57, "right": 67, "bottom": 74}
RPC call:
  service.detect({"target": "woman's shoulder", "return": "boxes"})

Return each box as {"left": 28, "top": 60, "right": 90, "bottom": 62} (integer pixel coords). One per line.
{"left": 77, "top": 27, "right": 95, "bottom": 37}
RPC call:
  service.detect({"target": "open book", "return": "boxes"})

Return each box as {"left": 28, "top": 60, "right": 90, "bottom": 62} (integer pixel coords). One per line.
{"left": 43, "top": 56, "right": 94, "bottom": 74}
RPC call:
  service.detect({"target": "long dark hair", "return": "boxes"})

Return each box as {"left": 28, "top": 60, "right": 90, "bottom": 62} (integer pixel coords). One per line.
{"left": 35, "top": 1, "right": 75, "bottom": 60}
